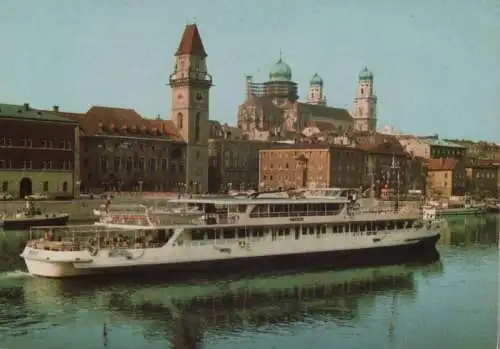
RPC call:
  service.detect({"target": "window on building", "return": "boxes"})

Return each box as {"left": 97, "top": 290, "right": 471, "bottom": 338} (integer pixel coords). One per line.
{"left": 42, "top": 161, "right": 52, "bottom": 169}
{"left": 0, "top": 137, "right": 5, "bottom": 146}
{"left": 100, "top": 157, "right": 107, "bottom": 171}
{"left": 177, "top": 112, "right": 183, "bottom": 129}
{"left": 43, "top": 181, "right": 49, "bottom": 192}
{"left": 161, "top": 159, "right": 168, "bottom": 170}
{"left": 0, "top": 160, "right": 4, "bottom": 169}
{"left": 62, "top": 181, "right": 68, "bottom": 192}
{"left": 195, "top": 112, "right": 201, "bottom": 142}
{"left": 2, "top": 181, "right": 8, "bottom": 191}
{"left": 138, "top": 157, "right": 145, "bottom": 170}
{"left": 149, "top": 158, "right": 156, "bottom": 171}
{"left": 114, "top": 157, "right": 120, "bottom": 172}
{"left": 22, "top": 160, "right": 32, "bottom": 169}
{"left": 126, "top": 157, "right": 132, "bottom": 171}
{"left": 23, "top": 138, "right": 32, "bottom": 147}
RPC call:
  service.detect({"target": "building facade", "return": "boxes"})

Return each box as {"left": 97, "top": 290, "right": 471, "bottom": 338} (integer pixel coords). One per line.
{"left": 208, "top": 138, "right": 273, "bottom": 193}
{"left": 259, "top": 144, "right": 364, "bottom": 190}
{"left": 426, "top": 158, "right": 466, "bottom": 198}
{"left": 356, "top": 133, "right": 410, "bottom": 195}
{"left": 398, "top": 136, "right": 466, "bottom": 160}
{"left": 70, "top": 106, "right": 185, "bottom": 192}
{"left": 465, "top": 159, "right": 498, "bottom": 197}
{"left": 0, "top": 103, "right": 79, "bottom": 198}
{"left": 169, "top": 24, "right": 213, "bottom": 193}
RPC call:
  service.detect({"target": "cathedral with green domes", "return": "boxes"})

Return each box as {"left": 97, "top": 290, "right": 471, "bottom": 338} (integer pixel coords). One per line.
{"left": 237, "top": 56, "right": 377, "bottom": 140}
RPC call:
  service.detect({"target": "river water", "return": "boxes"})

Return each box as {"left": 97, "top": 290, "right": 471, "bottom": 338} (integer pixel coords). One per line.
{"left": 0, "top": 215, "right": 498, "bottom": 349}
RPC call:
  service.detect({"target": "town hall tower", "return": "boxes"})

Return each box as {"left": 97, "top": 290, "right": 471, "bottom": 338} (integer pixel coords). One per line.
{"left": 170, "top": 24, "right": 212, "bottom": 193}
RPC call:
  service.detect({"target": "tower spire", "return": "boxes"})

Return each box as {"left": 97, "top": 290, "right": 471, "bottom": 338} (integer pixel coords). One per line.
{"left": 279, "top": 49, "right": 282, "bottom": 61}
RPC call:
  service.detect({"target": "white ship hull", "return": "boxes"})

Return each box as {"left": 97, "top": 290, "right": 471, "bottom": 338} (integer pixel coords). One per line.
{"left": 21, "top": 223, "right": 441, "bottom": 278}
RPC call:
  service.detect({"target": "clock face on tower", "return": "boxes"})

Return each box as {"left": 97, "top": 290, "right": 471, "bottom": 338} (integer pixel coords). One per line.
{"left": 195, "top": 92, "right": 204, "bottom": 102}
{"left": 177, "top": 92, "right": 184, "bottom": 101}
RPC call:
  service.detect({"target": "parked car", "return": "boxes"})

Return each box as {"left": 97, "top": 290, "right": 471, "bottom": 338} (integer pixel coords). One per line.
{"left": 26, "top": 192, "right": 48, "bottom": 201}
{"left": 0, "top": 192, "right": 14, "bottom": 201}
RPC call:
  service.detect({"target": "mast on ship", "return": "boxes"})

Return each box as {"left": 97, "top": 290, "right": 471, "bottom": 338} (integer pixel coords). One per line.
{"left": 391, "top": 154, "right": 400, "bottom": 212}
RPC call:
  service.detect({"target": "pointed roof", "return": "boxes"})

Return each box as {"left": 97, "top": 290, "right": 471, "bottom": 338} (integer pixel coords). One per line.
{"left": 175, "top": 24, "right": 207, "bottom": 57}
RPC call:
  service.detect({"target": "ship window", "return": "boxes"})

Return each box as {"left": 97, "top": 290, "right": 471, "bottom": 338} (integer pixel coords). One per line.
{"left": 345, "top": 224, "right": 350, "bottom": 233}
{"left": 252, "top": 228, "right": 264, "bottom": 237}
{"left": 250, "top": 204, "right": 268, "bottom": 218}
{"left": 321, "top": 225, "right": 327, "bottom": 234}
{"left": 284, "top": 228, "right": 290, "bottom": 236}
{"left": 308, "top": 226, "right": 315, "bottom": 235}
{"left": 331, "top": 224, "right": 339, "bottom": 233}
{"left": 396, "top": 221, "right": 405, "bottom": 229}
{"left": 352, "top": 223, "right": 359, "bottom": 232}
{"left": 222, "top": 229, "right": 235, "bottom": 239}
{"left": 206, "top": 229, "right": 217, "bottom": 240}
{"left": 191, "top": 230, "right": 204, "bottom": 241}
{"left": 237, "top": 205, "right": 247, "bottom": 213}
{"left": 237, "top": 228, "right": 246, "bottom": 238}
{"left": 325, "top": 203, "right": 341, "bottom": 214}
{"left": 360, "top": 223, "right": 367, "bottom": 231}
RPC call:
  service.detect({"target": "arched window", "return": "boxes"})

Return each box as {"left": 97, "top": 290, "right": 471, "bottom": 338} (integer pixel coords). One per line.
{"left": 194, "top": 112, "right": 201, "bottom": 142}
{"left": 177, "top": 112, "right": 183, "bottom": 129}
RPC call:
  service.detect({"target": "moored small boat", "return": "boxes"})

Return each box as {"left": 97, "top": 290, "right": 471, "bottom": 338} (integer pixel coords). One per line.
{"left": 0, "top": 199, "right": 69, "bottom": 230}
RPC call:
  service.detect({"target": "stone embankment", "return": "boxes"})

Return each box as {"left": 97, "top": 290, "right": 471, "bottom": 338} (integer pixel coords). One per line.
{"left": 0, "top": 195, "right": 152, "bottom": 221}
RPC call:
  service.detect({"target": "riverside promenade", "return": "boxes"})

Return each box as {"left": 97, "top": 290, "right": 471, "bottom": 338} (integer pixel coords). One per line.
{"left": 0, "top": 193, "right": 176, "bottom": 221}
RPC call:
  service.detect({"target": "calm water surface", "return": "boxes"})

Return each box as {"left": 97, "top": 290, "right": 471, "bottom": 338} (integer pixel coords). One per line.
{"left": 0, "top": 215, "right": 498, "bottom": 349}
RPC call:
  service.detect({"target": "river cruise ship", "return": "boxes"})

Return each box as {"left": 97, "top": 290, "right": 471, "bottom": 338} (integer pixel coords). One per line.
{"left": 20, "top": 190, "right": 443, "bottom": 278}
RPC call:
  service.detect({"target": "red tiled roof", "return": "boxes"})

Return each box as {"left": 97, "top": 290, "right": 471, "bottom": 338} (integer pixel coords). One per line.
{"left": 355, "top": 132, "right": 407, "bottom": 156}
{"left": 175, "top": 24, "right": 207, "bottom": 57}
{"left": 70, "top": 106, "right": 183, "bottom": 141}
{"left": 307, "top": 120, "right": 338, "bottom": 131}
{"left": 427, "top": 158, "right": 457, "bottom": 171}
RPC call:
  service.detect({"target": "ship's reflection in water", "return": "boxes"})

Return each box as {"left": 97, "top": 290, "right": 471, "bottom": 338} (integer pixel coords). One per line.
{"left": 0, "top": 253, "right": 442, "bottom": 348}
{"left": 439, "top": 214, "right": 499, "bottom": 246}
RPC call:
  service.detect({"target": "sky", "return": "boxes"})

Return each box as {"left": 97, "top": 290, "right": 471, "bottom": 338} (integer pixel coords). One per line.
{"left": 0, "top": 0, "right": 498, "bottom": 142}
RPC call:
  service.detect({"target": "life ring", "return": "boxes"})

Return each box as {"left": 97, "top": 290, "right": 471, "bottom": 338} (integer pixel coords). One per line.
{"left": 239, "top": 240, "right": 246, "bottom": 248}
{"left": 88, "top": 245, "right": 98, "bottom": 256}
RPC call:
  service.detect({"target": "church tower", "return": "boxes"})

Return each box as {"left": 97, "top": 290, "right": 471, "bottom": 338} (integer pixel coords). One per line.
{"left": 169, "top": 24, "right": 212, "bottom": 193}
{"left": 353, "top": 67, "right": 377, "bottom": 132}
{"left": 307, "top": 73, "right": 326, "bottom": 105}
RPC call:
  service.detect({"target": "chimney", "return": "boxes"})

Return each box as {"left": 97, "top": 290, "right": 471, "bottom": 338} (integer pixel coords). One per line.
{"left": 53, "top": 105, "right": 59, "bottom": 112}
{"left": 24, "top": 103, "right": 30, "bottom": 111}
{"left": 246, "top": 75, "right": 253, "bottom": 99}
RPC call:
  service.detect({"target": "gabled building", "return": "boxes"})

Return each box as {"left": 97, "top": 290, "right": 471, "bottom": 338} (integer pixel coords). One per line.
{"left": 426, "top": 158, "right": 466, "bottom": 198}
{"left": 66, "top": 106, "right": 184, "bottom": 192}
